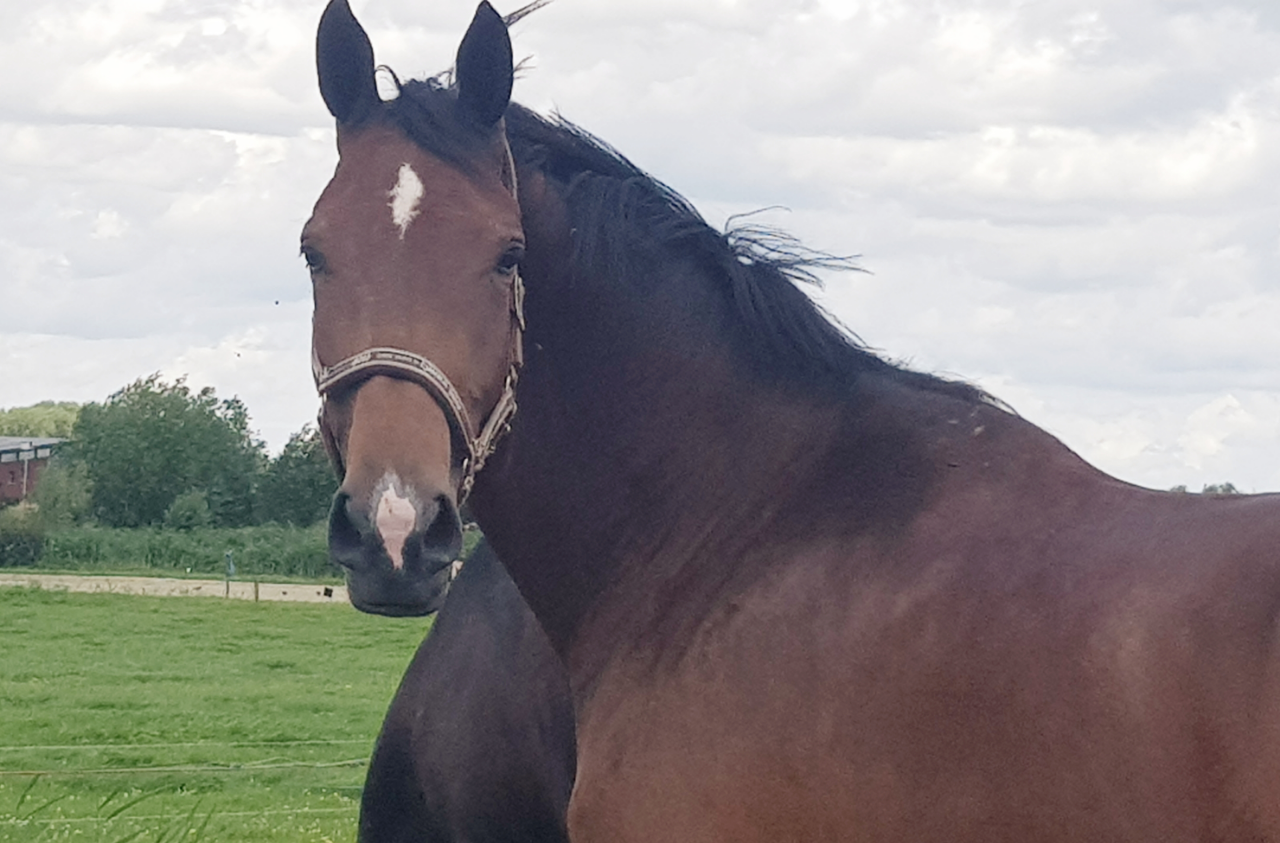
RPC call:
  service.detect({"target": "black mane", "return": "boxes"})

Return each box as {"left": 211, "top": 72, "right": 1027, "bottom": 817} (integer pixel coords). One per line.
{"left": 503, "top": 105, "right": 985, "bottom": 404}
{"left": 385, "top": 77, "right": 985, "bottom": 405}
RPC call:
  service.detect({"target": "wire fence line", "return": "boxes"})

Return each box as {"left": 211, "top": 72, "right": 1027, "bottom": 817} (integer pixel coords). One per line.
{"left": 1, "top": 806, "right": 357, "bottom": 826}
{"left": 0, "top": 759, "right": 368, "bottom": 778}
{"left": 0, "top": 739, "right": 370, "bottom": 753}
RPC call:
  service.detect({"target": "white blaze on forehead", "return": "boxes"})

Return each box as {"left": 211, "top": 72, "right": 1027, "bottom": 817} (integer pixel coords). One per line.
{"left": 388, "top": 163, "right": 425, "bottom": 239}
{"left": 374, "top": 479, "right": 417, "bottom": 570}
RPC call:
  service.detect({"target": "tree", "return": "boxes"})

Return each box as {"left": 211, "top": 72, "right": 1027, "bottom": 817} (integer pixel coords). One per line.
{"left": 257, "top": 425, "right": 338, "bottom": 527}
{"left": 1170, "top": 483, "right": 1242, "bottom": 496}
{"left": 73, "top": 375, "right": 265, "bottom": 528}
{"left": 0, "top": 401, "right": 80, "bottom": 438}
{"left": 1202, "top": 482, "right": 1241, "bottom": 496}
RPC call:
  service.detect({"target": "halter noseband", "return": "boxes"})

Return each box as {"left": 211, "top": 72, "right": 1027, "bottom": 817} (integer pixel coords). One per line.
{"left": 312, "top": 270, "right": 525, "bottom": 502}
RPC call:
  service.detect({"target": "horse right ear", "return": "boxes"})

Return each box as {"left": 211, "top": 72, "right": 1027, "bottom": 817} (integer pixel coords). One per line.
{"left": 455, "top": 1, "right": 513, "bottom": 128}
{"left": 317, "top": 0, "right": 378, "bottom": 124}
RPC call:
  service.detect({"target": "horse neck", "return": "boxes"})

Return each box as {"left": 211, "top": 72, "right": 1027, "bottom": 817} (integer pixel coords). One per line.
{"left": 470, "top": 244, "right": 871, "bottom": 675}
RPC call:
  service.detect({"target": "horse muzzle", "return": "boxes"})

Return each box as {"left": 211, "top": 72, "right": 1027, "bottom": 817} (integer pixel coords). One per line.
{"left": 328, "top": 487, "right": 462, "bottom": 616}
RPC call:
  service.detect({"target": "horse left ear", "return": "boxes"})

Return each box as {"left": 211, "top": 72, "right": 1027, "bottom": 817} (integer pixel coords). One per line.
{"left": 456, "top": 1, "right": 514, "bottom": 128}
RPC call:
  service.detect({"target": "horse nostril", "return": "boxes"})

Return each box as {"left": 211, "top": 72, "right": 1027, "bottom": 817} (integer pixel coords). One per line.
{"left": 413, "top": 494, "right": 463, "bottom": 566}
{"left": 328, "top": 492, "right": 368, "bottom": 569}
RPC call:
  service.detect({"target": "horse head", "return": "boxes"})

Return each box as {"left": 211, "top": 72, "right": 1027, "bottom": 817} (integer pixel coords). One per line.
{"left": 306, "top": 0, "right": 524, "bottom": 616}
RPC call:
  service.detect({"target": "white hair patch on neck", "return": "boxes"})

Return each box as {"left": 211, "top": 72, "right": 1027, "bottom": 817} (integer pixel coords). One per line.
{"left": 388, "top": 163, "right": 425, "bottom": 239}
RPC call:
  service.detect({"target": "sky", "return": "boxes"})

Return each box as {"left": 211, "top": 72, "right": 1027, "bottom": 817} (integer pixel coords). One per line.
{"left": 1, "top": 0, "right": 1278, "bottom": 492}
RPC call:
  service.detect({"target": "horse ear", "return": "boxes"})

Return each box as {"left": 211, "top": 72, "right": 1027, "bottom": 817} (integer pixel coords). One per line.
{"left": 456, "top": 1, "right": 514, "bottom": 128}
{"left": 317, "top": 0, "right": 378, "bottom": 124}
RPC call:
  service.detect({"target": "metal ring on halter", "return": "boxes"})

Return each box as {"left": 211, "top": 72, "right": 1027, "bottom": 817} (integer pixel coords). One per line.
{"left": 312, "top": 270, "right": 525, "bottom": 502}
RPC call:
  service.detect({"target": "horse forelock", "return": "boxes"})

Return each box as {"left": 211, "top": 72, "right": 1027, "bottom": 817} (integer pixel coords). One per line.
{"left": 370, "top": 74, "right": 514, "bottom": 187}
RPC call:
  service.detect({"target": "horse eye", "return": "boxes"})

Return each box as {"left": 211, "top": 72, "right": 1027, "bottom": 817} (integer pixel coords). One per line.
{"left": 496, "top": 246, "right": 524, "bottom": 275}
{"left": 301, "top": 245, "right": 327, "bottom": 276}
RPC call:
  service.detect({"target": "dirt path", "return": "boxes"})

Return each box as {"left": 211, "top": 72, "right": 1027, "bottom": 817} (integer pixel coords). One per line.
{"left": 0, "top": 572, "right": 349, "bottom": 604}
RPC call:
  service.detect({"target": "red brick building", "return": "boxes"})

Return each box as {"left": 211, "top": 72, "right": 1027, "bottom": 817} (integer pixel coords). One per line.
{"left": 0, "top": 437, "right": 62, "bottom": 504}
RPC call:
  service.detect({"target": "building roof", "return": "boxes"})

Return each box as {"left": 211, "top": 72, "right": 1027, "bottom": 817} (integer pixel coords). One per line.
{"left": 0, "top": 437, "right": 64, "bottom": 454}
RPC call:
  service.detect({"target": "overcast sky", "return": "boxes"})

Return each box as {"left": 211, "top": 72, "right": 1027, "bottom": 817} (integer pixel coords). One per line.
{"left": 2, "top": 0, "right": 1278, "bottom": 492}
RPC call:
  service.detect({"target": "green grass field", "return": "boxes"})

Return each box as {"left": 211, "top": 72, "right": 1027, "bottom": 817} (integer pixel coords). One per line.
{"left": 0, "top": 586, "right": 433, "bottom": 842}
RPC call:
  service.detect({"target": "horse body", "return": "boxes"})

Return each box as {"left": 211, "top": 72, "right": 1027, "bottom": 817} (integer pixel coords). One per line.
{"left": 360, "top": 538, "right": 574, "bottom": 843}
{"left": 310, "top": 3, "right": 1280, "bottom": 839}
{"left": 585, "top": 481, "right": 1280, "bottom": 840}
{"left": 474, "top": 254, "right": 1280, "bottom": 838}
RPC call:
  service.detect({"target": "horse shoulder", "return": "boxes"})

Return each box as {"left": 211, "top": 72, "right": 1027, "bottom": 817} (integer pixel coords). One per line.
{"left": 569, "top": 391, "right": 1280, "bottom": 842}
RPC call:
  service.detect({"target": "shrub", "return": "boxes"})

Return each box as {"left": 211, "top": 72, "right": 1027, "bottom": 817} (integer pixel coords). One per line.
{"left": 31, "top": 457, "right": 94, "bottom": 528}
{"left": 0, "top": 503, "right": 45, "bottom": 567}
{"left": 38, "top": 524, "right": 336, "bottom": 580}
{"left": 164, "top": 490, "right": 213, "bottom": 531}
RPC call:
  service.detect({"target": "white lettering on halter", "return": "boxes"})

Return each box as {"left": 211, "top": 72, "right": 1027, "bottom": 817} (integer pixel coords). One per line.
{"left": 374, "top": 475, "right": 417, "bottom": 570}
{"left": 388, "top": 163, "right": 425, "bottom": 239}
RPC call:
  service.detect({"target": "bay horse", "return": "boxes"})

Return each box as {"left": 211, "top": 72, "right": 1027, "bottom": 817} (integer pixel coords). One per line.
{"left": 308, "top": 2, "right": 1280, "bottom": 840}
{"left": 359, "top": 537, "right": 574, "bottom": 843}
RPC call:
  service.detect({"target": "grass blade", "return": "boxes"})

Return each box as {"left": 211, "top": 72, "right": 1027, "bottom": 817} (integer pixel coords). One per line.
{"left": 20, "top": 792, "right": 69, "bottom": 821}
{"left": 104, "top": 787, "right": 163, "bottom": 821}
{"left": 98, "top": 785, "right": 125, "bottom": 813}
{"left": 190, "top": 803, "right": 216, "bottom": 843}
{"left": 108, "top": 830, "right": 147, "bottom": 843}
{"left": 13, "top": 774, "right": 41, "bottom": 814}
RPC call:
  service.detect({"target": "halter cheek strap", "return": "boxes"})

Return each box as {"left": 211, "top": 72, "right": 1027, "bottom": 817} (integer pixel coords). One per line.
{"left": 312, "top": 270, "right": 525, "bottom": 502}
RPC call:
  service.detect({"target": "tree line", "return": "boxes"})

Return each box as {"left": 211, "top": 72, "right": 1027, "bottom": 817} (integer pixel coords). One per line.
{"left": 5, "top": 375, "right": 336, "bottom": 531}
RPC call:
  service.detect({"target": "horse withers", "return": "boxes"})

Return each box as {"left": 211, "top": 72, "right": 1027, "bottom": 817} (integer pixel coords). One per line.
{"left": 360, "top": 538, "right": 574, "bottom": 843}
{"left": 310, "top": 2, "right": 1280, "bottom": 841}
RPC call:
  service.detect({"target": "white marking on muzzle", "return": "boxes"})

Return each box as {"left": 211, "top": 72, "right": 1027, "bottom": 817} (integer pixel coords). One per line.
{"left": 374, "top": 478, "right": 417, "bottom": 571}
{"left": 388, "top": 163, "right": 424, "bottom": 239}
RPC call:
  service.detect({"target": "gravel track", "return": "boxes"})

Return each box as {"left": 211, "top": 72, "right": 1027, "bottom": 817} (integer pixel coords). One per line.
{"left": 0, "top": 572, "right": 349, "bottom": 604}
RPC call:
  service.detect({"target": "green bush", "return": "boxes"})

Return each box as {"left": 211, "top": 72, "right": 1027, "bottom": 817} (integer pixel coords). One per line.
{"left": 0, "top": 503, "right": 45, "bottom": 567}
{"left": 164, "top": 489, "right": 213, "bottom": 530}
{"left": 38, "top": 524, "right": 336, "bottom": 580}
{"left": 29, "top": 456, "right": 93, "bottom": 528}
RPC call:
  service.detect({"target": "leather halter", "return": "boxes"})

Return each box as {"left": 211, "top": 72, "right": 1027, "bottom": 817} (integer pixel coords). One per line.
{"left": 312, "top": 270, "right": 525, "bottom": 503}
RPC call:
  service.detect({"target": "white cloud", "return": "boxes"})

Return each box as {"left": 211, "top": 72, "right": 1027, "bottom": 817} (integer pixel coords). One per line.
{"left": 2, "top": 0, "right": 1279, "bottom": 486}
{"left": 1175, "top": 394, "right": 1261, "bottom": 469}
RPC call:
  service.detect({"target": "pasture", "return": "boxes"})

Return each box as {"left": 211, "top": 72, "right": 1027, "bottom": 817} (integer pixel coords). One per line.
{"left": 0, "top": 586, "right": 430, "bottom": 842}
